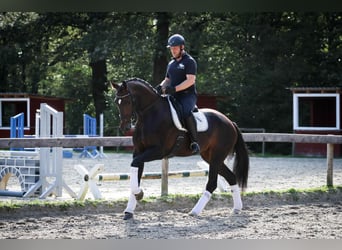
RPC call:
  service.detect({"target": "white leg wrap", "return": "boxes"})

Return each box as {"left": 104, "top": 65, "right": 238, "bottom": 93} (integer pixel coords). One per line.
{"left": 130, "top": 167, "right": 141, "bottom": 195}
{"left": 231, "top": 184, "right": 243, "bottom": 211}
{"left": 124, "top": 192, "right": 137, "bottom": 214}
{"left": 190, "top": 190, "right": 212, "bottom": 216}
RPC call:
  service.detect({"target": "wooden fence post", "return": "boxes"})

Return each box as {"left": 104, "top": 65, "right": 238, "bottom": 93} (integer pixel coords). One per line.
{"left": 161, "top": 158, "right": 169, "bottom": 196}
{"left": 327, "top": 143, "right": 334, "bottom": 187}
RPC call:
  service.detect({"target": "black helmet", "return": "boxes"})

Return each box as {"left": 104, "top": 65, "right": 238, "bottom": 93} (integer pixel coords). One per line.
{"left": 167, "top": 34, "right": 185, "bottom": 48}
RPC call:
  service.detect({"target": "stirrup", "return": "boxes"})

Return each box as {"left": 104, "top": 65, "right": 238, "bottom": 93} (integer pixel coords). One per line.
{"left": 190, "top": 142, "right": 200, "bottom": 154}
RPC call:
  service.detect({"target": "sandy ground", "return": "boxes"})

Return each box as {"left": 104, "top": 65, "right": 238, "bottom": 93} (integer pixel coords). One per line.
{"left": 0, "top": 191, "right": 341, "bottom": 239}
{"left": 0, "top": 153, "right": 342, "bottom": 239}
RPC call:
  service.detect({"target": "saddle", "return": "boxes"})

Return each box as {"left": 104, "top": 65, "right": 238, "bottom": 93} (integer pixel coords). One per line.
{"left": 166, "top": 96, "right": 208, "bottom": 132}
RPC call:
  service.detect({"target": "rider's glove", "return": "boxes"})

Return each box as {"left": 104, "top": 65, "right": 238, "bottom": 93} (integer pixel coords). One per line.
{"left": 155, "top": 85, "right": 163, "bottom": 95}
{"left": 165, "top": 86, "right": 176, "bottom": 95}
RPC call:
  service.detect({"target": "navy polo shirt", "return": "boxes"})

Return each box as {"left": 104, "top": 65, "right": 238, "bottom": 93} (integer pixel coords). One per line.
{"left": 166, "top": 52, "right": 197, "bottom": 94}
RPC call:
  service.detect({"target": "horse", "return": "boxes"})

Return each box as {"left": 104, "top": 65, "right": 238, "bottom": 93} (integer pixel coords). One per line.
{"left": 112, "top": 78, "right": 249, "bottom": 220}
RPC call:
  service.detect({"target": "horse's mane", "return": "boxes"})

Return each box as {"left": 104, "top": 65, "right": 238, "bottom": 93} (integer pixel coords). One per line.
{"left": 124, "top": 77, "right": 158, "bottom": 94}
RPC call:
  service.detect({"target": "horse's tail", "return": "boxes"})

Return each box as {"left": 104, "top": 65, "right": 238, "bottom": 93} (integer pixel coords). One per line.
{"left": 232, "top": 122, "right": 249, "bottom": 191}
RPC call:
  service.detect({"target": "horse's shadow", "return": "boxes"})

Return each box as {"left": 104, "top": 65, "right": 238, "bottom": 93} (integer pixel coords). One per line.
{"left": 122, "top": 209, "right": 251, "bottom": 239}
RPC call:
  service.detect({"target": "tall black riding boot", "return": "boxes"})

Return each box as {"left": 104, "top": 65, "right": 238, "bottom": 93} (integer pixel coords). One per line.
{"left": 185, "top": 114, "right": 200, "bottom": 154}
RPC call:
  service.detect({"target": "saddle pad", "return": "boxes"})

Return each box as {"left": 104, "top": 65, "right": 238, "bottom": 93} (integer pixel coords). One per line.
{"left": 167, "top": 96, "right": 208, "bottom": 132}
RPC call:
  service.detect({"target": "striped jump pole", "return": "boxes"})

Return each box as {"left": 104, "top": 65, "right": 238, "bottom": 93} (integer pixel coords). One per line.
{"left": 97, "top": 169, "right": 209, "bottom": 182}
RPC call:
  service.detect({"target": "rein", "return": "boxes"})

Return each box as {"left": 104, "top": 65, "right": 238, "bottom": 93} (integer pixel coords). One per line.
{"left": 116, "top": 90, "right": 160, "bottom": 114}
{"left": 137, "top": 95, "right": 160, "bottom": 115}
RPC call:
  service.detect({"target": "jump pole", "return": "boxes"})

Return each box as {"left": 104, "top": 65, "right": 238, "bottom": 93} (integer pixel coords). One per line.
{"left": 97, "top": 169, "right": 209, "bottom": 181}
{"left": 0, "top": 190, "right": 25, "bottom": 197}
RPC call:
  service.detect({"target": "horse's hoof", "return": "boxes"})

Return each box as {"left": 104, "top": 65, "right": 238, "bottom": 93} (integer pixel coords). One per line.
{"left": 189, "top": 211, "right": 199, "bottom": 217}
{"left": 123, "top": 212, "right": 133, "bottom": 220}
{"left": 135, "top": 189, "right": 144, "bottom": 200}
{"left": 232, "top": 208, "right": 241, "bottom": 214}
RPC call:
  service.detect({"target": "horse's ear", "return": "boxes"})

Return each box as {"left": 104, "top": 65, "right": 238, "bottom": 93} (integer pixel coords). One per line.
{"left": 110, "top": 81, "right": 120, "bottom": 90}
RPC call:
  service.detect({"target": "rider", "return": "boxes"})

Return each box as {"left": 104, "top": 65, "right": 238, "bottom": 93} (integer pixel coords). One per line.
{"left": 157, "top": 34, "right": 200, "bottom": 154}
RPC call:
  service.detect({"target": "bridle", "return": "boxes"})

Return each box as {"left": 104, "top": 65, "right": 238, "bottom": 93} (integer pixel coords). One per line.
{"left": 115, "top": 93, "right": 131, "bottom": 101}
{"left": 114, "top": 82, "right": 161, "bottom": 130}
{"left": 115, "top": 89, "right": 160, "bottom": 114}
{"left": 114, "top": 91, "right": 134, "bottom": 129}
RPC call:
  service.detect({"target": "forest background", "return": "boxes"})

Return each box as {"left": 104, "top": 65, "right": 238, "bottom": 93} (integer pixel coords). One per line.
{"left": 1, "top": 12, "right": 341, "bottom": 154}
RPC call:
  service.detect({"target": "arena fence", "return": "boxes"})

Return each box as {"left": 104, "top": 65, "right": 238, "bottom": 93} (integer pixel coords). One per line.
{"left": 0, "top": 133, "right": 340, "bottom": 198}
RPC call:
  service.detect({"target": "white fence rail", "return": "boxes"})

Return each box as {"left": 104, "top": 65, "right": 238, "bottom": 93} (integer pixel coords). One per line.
{"left": 0, "top": 133, "right": 341, "bottom": 148}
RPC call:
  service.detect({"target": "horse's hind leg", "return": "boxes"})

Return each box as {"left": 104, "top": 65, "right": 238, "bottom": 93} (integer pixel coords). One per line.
{"left": 219, "top": 162, "right": 243, "bottom": 213}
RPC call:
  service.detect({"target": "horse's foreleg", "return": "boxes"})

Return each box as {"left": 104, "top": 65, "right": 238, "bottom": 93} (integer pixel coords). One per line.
{"left": 129, "top": 166, "right": 144, "bottom": 198}
{"left": 124, "top": 147, "right": 163, "bottom": 220}
{"left": 124, "top": 166, "right": 144, "bottom": 220}
{"left": 124, "top": 192, "right": 137, "bottom": 219}
{"left": 129, "top": 146, "right": 163, "bottom": 198}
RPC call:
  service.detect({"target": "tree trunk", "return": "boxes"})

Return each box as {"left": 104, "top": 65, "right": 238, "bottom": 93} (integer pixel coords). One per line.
{"left": 152, "top": 12, "right": 171, "bottom": 85}
{"left": 0, "top": 65, "right": 8, "bottom": 92}
{"left": 89, "top": 59, "right": 108, "bottom": 123}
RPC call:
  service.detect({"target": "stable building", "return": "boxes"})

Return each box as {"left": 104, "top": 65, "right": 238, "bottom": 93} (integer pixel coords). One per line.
{"left": 0, "top": 93, "right": 70, "bottom": 138}
{"left": 290, "top": 87, "right": 341, "bottom": 156}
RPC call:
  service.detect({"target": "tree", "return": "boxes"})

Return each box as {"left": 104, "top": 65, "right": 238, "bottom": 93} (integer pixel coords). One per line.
{"left": 152, "top": 12, "right": 170, "bottom": 85}
{"left": 0, "top": 12, "right": 51, "bottom": 93}
{"left": 1, "top": 12, "right": 341, "bottom": 154}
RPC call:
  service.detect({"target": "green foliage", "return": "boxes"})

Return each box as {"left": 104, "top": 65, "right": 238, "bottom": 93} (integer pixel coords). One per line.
{"left": 103, "top": 87, "right": 121, "bottom": 136}
{"left": 41, "top": 59, "right": 93, "bottom": 134}
{"left": 1, "top": 12, "right": 341, "bottom": 153}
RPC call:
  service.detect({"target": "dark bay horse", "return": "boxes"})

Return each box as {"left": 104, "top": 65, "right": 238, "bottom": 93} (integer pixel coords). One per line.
{"left": 112, "top": 78, "right": 249, "bottom": 220}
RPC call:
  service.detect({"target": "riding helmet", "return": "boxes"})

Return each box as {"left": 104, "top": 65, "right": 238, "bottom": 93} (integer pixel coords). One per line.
{"left": 167, "top": 34, "right": 185, "bottom": 48}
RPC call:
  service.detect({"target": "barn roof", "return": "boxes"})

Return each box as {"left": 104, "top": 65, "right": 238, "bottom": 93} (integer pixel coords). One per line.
{"left": 0, "top": 92, "right": 74, "bottom": 102}
{"left": 288, "top": 87, "right": 342, "bottom": 94}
